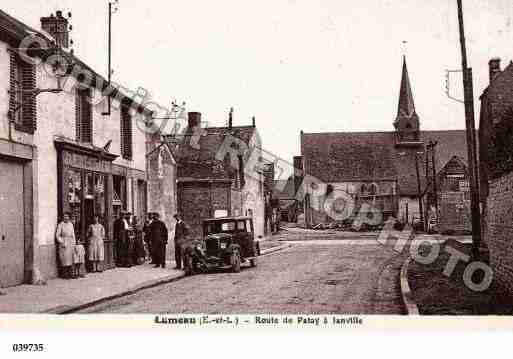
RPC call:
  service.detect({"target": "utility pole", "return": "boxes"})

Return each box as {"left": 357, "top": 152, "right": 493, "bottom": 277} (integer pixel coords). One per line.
{"left": 414, "top": 152, "right": 425, "bottom": 232}
{"left": 424, "top": 146, "right": 430, "bottom": 227}
{"left": 102, "top": 0, "right": 118, "bottom": 116}
{"left": 430, "top": 140, "right": 439, "bottom": 220}
{"left": 456, "top": 0, "right": 482, "bottom": 259}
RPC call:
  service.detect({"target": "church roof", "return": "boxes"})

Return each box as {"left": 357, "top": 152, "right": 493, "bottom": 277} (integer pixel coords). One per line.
{"left": 396, "top": 56, "right": 416, "bottom": 120}
{"left": 301, "top": 130, "right": 471, "bottom": 196}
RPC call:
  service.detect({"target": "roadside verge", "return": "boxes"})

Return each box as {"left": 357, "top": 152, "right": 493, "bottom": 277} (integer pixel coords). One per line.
{"left": 399, "top": 256, "right": 420, "bottom": 315}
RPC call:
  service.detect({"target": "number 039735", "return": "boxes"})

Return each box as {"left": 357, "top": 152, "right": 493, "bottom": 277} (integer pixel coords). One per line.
{"left": 12, "top": 344, "right": 45, "bottom": 352}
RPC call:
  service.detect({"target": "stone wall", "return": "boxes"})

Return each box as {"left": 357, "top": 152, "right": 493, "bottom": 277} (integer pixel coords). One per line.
{"left": 485, "top": 170, "right": 513, "bottom": 293}
{"left": 177, "top": 182, "right": 231, "bottom": 239}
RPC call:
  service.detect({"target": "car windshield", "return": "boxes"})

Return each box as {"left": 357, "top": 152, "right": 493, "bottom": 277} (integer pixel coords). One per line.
{"left": 204, "top": 220, "right": 251, "bottom": 234}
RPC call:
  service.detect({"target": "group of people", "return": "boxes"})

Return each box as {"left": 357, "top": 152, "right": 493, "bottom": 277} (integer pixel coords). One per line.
{"left": 56, "top": 211, "right": 190, "bottom": 279}
{"left": 55, "top": 213, "right": 106, "bottom": 279}
{"left": 143, "top": 213, "right": 190, "bottom": 269}
{"left": 113, "top": 211, "right": 147, "bottom": 268}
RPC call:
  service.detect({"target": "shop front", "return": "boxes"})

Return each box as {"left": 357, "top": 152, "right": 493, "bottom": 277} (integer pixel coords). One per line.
{"left": 55, "top": 139, "right": 118, "bottom": 271}
{"left": 55, "top": 138, "right": 148, "bottom": 273}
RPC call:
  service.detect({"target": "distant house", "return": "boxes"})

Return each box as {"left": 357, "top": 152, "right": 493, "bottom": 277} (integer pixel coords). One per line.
{"left": 479, "top": 57, "right": 513, "bottom": 293}
{"left": 299, "top": 56, "right": 470, "bottom": 228}
{"left": 273, "top": 177, "right": 298, "bottom": 223}
{"left": 435, "top": 156, "right": 471, "bottom": 234}
{"left": 174, "top": 111, "right": 265, "bottom": 239}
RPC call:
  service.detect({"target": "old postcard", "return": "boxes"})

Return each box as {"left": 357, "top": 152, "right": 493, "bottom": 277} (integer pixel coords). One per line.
{"left": 1, "top": 0, "right": 513, "bottom": 354}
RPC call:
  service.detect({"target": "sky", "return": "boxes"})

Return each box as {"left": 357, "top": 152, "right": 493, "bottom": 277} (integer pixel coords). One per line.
{"left": 3, "top": 0, "right": 513, "bottom": 167}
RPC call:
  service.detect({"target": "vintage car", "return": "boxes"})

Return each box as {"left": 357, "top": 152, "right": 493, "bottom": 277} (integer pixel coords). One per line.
{"left": 183, "top": 216, "right": 260, "bottom": 275}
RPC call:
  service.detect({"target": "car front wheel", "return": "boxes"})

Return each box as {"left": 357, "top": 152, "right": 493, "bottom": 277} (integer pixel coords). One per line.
{"left": 184, "top": 255, "right": 195, "bottom": 276}
{"left": 230, "top": 250, "right": 241, "bottom": 273}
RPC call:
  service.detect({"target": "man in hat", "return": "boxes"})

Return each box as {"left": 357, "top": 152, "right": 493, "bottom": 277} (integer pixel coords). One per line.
{"left": 173, "top": 214, "right": 190, "bottom": 270}
{"left": 150, "top": 212, "right": 169, "bottom": 268}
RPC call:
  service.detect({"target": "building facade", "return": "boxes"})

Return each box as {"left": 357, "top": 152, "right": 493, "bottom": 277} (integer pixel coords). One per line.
{"left": 0, "top": 9, "right": 149, "bottom": 287}
{"left": 479, "top": 58, "right": 513, "bottom": 293}
{"left": 174, "top": 111, "right": 265, "bottom": 239}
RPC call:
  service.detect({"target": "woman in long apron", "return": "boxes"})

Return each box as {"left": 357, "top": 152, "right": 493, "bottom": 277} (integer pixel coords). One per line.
{"left": 55, "top": 212, "right": 75, "bottom": 279}
{"left": 87, "top": 215, "right": 105, "bottom": 272}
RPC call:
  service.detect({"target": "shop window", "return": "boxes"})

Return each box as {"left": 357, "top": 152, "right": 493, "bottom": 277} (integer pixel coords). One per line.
{"left": 113, "top": 175, "right": 127, "bottom": 214}
{"left": 66, "top": 169, "right": 83, "bottom": 242}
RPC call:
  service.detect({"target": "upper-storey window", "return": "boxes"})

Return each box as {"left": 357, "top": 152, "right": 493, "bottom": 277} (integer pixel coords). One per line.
{"left": 9, "top": 51, "right": 36, "bottom": 133}
{"left": 121, "top": 105, "right": 133, "bottom": 160}
{"left": 75, "top": 87, "right": 92, "bottom": 143}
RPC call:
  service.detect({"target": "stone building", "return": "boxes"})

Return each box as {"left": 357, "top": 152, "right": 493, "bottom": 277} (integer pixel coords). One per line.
{"left": 146, "top": 131, "right": 178, "bottom": 261}
{"left": 479, "top": 58, "right": 513, "bottom": 293}
{"left": 0, "top": 9, "right": 149, "bottom": 287}
{"left": 174, "top": 111, "right": 265, "bottom": 239}
{"left": 299, "top": 56, "right": 470, "bottom": 228}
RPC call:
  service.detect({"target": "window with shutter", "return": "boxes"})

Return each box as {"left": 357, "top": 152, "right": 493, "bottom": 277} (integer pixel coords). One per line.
{"left": 75, "top": 87, "right": 92, "bottom": 143}
{"left": 9, "top": 52, "right": 37, "bottom": 133}
{"left": 121, "top": 106, "right": 133, "bottom": 160}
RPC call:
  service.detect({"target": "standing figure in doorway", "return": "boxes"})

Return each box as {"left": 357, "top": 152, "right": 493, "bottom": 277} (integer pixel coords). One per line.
{"left": 55, "top": 212, "right": 75, "bottom": 279}
{"left": 113, "top": 211, "right": 128, "bottom": 267}
{"left": 150, "top": 212, "right": 168, "bottom": 268}
{"left": 124, "top": 212, "right": 135, "bottom": 267}
{"left": 87, "top": 215, "right": 105, "bottom": 272}
{"left": 173, "top": 214, "right": 190, "bottom": 270}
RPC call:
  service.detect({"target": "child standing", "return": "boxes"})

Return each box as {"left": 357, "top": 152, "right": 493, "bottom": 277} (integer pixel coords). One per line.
{"left": 72, "top": 241, "right": 86, "bottom": 279}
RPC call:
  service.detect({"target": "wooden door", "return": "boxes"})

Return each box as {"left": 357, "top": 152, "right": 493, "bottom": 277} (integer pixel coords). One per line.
{"left": 0, "top": 160, "right": 25, "bottom": 287}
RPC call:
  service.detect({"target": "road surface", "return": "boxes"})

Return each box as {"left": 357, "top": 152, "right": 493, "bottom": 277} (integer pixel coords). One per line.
{"left": 77, "top": 238, "right": 406, "bottom": 314}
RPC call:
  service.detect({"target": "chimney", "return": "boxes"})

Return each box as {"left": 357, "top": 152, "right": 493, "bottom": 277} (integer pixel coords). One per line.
{"left": 41, "top": 11, "right": 70, "bottom": 48}
{"left": 489, "top": 58, "right": 501, "bottom": 83}
{"left": 252, "top": 116, "right": 256, "bottom": 127}
{"left": 187, "top": 112, "right": 201, "bottom": 129}
{"left": 228, "top": 107, "right": 233, "bottom": 130}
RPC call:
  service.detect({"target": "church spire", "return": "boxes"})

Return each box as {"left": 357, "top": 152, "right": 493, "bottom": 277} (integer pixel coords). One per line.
{"left": 394, "top": 55, "right": 421, "bottom": 144}
{"left": 397, "top": 55, "right": 416, "bottom": 118}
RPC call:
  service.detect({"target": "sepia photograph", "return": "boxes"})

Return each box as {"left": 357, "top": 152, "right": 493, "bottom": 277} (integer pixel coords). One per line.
{"left": 1, "top": 2, "right": 513, "bottom": 349}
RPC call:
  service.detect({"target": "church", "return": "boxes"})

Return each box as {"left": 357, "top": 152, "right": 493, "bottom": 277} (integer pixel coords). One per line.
{"left": 299, "top": 57, "right": 472, "bottom": 231}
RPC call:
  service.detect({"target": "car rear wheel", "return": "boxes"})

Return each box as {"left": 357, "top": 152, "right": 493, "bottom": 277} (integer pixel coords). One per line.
{"left": 250, "top": 258, "right": 256, "bottom": 267}
{"left": 230, "top": 250, "right": 241, "bottom": 273}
